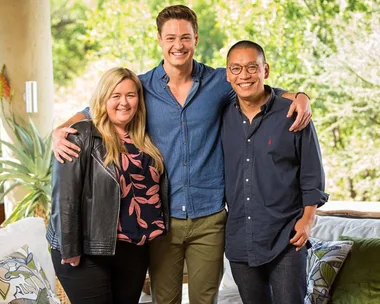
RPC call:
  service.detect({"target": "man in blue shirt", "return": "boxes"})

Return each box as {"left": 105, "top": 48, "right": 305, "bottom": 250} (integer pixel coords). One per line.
{"left": 222, "top": 40, "right": 328, "bottom": 304}
{"left": 52, "top": 5, "right": 312, "bottom": 304}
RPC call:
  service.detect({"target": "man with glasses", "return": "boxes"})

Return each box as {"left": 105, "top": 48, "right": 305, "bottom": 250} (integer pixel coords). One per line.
{"left": 222, "top": 40, "right": 328, "bottom": 304}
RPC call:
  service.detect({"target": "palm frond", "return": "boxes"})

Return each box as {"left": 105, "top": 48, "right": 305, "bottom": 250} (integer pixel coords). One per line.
{"left": 1, "top": 190, "right": 43, "bottom": 226}
{"left": 0, "top": 111, "right": 52, "bottom": 226}
{"left": 0, "top": 139, "right": 35, "bottom": 169}
{"left": 0, "top": 182, "right": 22, "bottom": 202}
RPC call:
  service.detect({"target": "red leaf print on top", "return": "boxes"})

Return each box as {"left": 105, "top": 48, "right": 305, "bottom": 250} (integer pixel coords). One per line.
{"left": 117, "top": 233, "right": 132, "bottom": 242}
{"left": 128, "top": 153, "right": 143, "bottom": 168}
{"left": 133, "top": 183, "right": 147, "bottom": 189}
{"left": 148, "top": 194, "right": 160, "bottom": 204}
{"left": 123, "top": 183, "right": 132, "bottom": 198}
{"left": 135, "top": 203, "right": 141, "bottom": 218}
{"left": 129, "top": 198, "right": 142, "bottom": 217}
{"left": 146, "top": 185, "right": 160, "bottom": 195}
{"left": 117, "top": 138, "right": 166, "bottom": 247}
{"left": 119, "top": 174, "right": 125, "bottom": 186}
{"left": 120, "top": 175, "right": 132, "bottom": 198}
{"left": 135, "top": 197, "right": 149, "bottom": 204}
{"left": 152, "top": 220, "right": 165, "bottom": 229}
{"left": 129, "top": 198, "right": 136, "bottom": 216}
{"left": 130, "top": 174, "right": 145, "bottom": 181}
{"left": 137, "top": 235, "right": 147, "bottom": 246}
{"left": 137, "top": 218, "right": 148, "bottom": 229}
{"left": 148, "top": 230, "right": 163, "bottom": 241}
{"left": 149, "top": 166, "right": 160, "bottom": 183}
{"left": 121, "top": 154, "right": 129, "bottom": 171}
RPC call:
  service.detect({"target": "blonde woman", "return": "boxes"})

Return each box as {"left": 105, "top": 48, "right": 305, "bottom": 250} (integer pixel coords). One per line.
{"left": 47, "top": 67, "right": 169, "bottom": 304}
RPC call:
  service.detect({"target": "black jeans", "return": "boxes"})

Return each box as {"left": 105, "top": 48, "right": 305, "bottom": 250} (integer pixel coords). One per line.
{"left": 230, "top": 245, "right": 307, "bottom": 304}
{"left": 52, "top": 241, "right": 149, "bottom": 304}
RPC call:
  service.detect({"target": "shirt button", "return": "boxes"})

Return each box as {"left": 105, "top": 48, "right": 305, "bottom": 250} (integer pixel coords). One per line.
{"left": 184, "top": 142, "right": 187, "bottom": 145}
{"left": 246, "top": 197, "right": 250, "bottom": 201}
{"left": 184, "top": 184, "right": 188, "bottom": 187}
{"left": 246, "top": 179, "right": 249, "bottom": 182}
{"left": 184, "top": 162, "right": 187, "bottom": 166}
{"left": 182, "top": 206, "right": 186, "bottom": 212}
{"left": 246, "top": 159, "right": 250, "bottom": 162}
{"left": 181, "top": 121, "right": 185, "bottom": 125}
{"left": 243, "top": 121, "right": 247, "bottom": 124}
{"left": 247, "top": 139, "right": 251, "bottom": 142}
{"left": 247, "top": 216, "right": 251, "bottom": 220}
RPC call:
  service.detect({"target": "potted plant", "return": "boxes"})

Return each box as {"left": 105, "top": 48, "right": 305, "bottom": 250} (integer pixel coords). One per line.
{"left": 0, "top": 64, "right": 52, "bottom": 226}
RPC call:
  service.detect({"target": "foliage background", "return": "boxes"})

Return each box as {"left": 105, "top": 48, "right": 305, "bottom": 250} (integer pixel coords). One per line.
{"left": 51, "top": 0, "right": 380, "bottom": 202}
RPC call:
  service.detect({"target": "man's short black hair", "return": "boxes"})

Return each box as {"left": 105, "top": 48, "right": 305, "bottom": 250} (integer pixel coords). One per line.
{"left": 226, "top": 40, "right": 266, "bottom": 63}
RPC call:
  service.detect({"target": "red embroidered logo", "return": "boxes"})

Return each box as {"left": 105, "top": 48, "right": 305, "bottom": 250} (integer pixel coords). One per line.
{"left": 268, "top": 139, "right": 272, "bottom": 145}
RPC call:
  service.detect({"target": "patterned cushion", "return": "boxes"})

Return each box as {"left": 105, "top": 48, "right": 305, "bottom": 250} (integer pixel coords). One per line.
{"left": 304, "top": 238, "right": 353, "bottom": 304}
{"left": 0, "top": 244, "right": 60, "bottom": 304}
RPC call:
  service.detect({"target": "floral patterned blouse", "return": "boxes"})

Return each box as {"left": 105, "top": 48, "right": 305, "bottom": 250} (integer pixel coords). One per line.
{"left": 116, "top": 135, "right": 165, "bottom": 245}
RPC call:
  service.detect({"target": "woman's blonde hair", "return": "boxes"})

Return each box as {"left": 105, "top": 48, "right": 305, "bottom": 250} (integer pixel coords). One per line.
{"left": 90, "top": 67, "right": 164, "bottom": 173}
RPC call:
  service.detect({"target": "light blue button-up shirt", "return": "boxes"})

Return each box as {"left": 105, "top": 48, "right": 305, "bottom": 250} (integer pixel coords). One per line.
{"left": 140, "top": 60, "right": 234, "bottom": 219}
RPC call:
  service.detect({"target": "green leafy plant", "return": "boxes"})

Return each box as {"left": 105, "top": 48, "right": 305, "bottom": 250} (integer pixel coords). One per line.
{"left": 0, "top": 65, "right": 52, "bottom": 226}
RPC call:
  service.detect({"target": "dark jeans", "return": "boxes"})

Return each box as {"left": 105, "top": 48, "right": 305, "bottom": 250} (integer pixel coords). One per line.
{"left": 230, "top": 245, "right": 307, "bottom": 304}
{"left": 52, "top": 241, "right": 149, "bottom": 304}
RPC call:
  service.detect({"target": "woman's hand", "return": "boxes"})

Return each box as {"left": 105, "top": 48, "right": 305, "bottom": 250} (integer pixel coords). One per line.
{"left": 61, "top": 255, "right": 81, "bottom": 267}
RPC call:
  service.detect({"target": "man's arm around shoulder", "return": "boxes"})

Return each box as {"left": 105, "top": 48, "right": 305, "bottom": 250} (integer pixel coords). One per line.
{"left": 53, "top": 111, "right": 87, "bottom": 163}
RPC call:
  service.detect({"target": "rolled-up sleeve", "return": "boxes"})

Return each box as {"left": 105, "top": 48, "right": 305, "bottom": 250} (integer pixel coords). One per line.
{"left": 80, "top": 106, "right": 91, "bottom": 119}
{"left": 296, "top": 121, "right": 329, "bottom": 207}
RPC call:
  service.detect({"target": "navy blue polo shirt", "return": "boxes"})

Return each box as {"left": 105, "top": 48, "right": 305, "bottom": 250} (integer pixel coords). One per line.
{"left": 221, "top": 85, "right": 328, "bottom": 266}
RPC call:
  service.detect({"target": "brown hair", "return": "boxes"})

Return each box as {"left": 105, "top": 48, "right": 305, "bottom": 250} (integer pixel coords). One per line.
{"left": 156, "top": 5, "right": 198, "bottom": 35}
{"left": 90, "top": 67, "right": 164, "bottom": 173}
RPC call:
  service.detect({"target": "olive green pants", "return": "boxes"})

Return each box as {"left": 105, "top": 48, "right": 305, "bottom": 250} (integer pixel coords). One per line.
{"left": 149, "top": 209, "right": 226, "bottom": 304}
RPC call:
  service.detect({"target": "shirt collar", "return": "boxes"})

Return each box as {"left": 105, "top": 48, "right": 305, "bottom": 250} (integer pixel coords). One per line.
{"left": 234, "top": 85, "right": 276, "bottom": 115}
{"left": 156, "top": 59, "right": 203, "bottom": 82}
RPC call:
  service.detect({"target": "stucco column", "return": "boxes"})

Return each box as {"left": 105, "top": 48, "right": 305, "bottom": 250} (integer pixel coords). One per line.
{"left": 0, "top": 0, "right": 54, "bottom": 217}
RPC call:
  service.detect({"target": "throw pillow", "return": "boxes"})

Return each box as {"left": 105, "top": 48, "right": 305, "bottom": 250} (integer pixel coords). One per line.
{"left": 330, "top": 236, "right": 380, "bottom": 304}
{"left": 0, "top": 217, "right": 56, "bottom": 291}
{"left": 304, "top": 237, "right": 353, "bottom": 304}
{"left": 0, "top": 244, "right": 60, "bottom": 304}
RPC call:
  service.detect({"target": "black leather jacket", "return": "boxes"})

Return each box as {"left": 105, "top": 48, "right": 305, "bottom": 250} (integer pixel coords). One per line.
{"left": 46, "top": 120, "right": 169, "bottom": 259}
